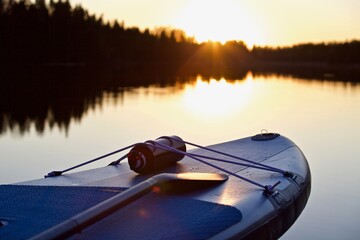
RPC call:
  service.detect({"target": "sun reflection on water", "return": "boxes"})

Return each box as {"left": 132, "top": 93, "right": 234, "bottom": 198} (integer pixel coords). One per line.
{"left": 181, "top": 74, "right": 254, "bottom": 119}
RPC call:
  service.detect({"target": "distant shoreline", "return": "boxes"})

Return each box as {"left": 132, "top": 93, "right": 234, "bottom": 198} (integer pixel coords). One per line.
{"left": 2, "top": 61, "right": 359, "bottom": 83}
{"left": 248, "top": 61, "right": 360, "bottom": 82}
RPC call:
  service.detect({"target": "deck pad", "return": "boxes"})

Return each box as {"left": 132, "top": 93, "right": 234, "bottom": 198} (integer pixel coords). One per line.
{"left": 72, "top": 191, "right": 242, "bottom": 239}
{"left": 0, "top": 185, "right": 126, "bottom": 239}
{"left": 0, "top": 185, "right": 242, "bottom": 240}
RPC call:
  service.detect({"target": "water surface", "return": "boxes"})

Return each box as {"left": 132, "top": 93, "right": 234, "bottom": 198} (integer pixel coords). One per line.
{"left": 0, "top": 72, "right": 359, "bottom": 239}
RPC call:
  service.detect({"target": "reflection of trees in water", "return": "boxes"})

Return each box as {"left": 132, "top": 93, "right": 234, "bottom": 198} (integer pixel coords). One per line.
{"left": 0, "top": 66, "right": 127, "bottom": 135}
{"left": 0, "top": 66, "right": 249, "bottom": 136}
{"left": 0, "top": 66, "right": 102, "bottom": 135}
{"left": 1, "top": 65, "right": 359, "bottom": 136}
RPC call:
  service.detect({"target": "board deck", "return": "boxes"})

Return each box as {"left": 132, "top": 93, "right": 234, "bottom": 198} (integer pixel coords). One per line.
{"left": 0, "top": 134, "right": 311, "bottom": 240}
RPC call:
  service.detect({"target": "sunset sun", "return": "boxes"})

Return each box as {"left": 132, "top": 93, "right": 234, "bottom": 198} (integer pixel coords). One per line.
{"left": 174, "top": 0, "right": 264, "bottom": 46}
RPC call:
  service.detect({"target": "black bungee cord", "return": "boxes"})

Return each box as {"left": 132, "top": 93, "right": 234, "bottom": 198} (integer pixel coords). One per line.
{"left": 145, "top": 140, "right": 281, "bottom": 194}
{"left": 44, "top": 143, "right": 137, "bottom": 178}
{"left": 44, "top": 136, "right": 289, "bottom": 193}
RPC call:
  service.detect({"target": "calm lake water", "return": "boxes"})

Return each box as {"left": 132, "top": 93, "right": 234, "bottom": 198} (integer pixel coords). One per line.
{"left": 1, "top": 72, "right": 360, "bottom": 239}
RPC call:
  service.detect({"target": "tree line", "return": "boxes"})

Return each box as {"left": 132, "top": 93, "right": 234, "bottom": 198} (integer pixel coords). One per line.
{"left": 1, "top": 0, "right": 359, "bottom": 69}
{"left": 252, "top": 42, "right": 360, "bottom": 64}
{"left": 0, "top": 0, "right": 200, "bottom": 67}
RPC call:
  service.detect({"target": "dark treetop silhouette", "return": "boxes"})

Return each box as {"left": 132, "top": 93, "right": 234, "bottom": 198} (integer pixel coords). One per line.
{"left": 1, "top": 0, "right": 359, "bottom": 71}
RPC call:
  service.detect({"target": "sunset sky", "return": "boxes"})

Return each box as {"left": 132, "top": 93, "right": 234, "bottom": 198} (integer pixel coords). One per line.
{"left": 72, "top": 0, "right": 359, "bottom": 47}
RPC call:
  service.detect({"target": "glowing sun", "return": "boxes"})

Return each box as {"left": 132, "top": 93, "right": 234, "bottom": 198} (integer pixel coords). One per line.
{"left": 174, "top": 0, "right": 264, "bottom": 47}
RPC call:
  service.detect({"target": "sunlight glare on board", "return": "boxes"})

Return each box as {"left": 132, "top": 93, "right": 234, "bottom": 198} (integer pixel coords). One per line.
{"left": 181, "top": 74, "right": 254, "bottom": 120}
{"left": 174, "top": 0, "right": 263, "bottom": 46}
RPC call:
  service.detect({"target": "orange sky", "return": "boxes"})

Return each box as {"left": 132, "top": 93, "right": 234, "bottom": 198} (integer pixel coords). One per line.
{"left": 72, "top": 0, "right": 360, "bottom": 47}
